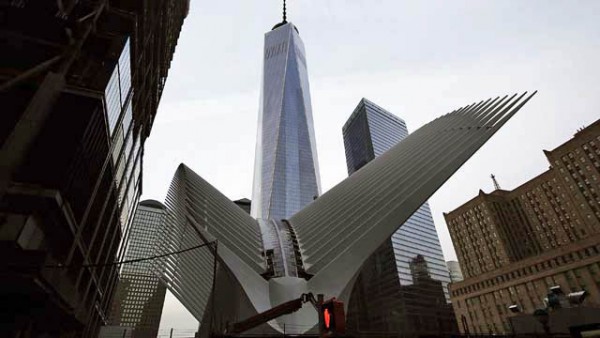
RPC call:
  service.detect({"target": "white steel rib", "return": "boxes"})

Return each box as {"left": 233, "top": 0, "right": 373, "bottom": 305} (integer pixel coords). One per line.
{"left": 294, "top": 92, "right": 537, "bottom": 301}
{"left": 151, "top": 92, "right": 536, "bottom": 334}
{"left": 152, "top": 164, "right": 267, "bottom": 323}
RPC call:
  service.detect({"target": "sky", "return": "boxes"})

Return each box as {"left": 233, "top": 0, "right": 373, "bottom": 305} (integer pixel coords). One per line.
{"left": 145, "top": 0, "right": 600, "bottom": 331}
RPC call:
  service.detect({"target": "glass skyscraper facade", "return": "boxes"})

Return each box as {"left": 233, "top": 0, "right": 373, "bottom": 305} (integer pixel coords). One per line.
{"left": 106, "top": 38, "right": 144, "bottom": 234}
{"left": 104, "top": 200, "right": 167, "bottom": 338}
{"left": 251, "top": 22, "right": 321, "bottom": 221}
{"left": 343, "top": 98, "right": 456, "bottom": 336}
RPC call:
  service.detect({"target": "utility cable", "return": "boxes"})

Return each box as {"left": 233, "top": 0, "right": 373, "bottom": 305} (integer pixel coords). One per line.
{"left": 4, "top": 240, "right": 216, "bottom": 270}
{"left": 51, "top": 240, "right": 216, "bottom": 269}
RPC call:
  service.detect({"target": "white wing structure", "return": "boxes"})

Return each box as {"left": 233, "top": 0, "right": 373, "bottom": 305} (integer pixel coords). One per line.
{"left": 151, "top": 92, "right": 536, "bottom": 335}
{"left": 151, "top": 165, "right": 268, "bottom": 324}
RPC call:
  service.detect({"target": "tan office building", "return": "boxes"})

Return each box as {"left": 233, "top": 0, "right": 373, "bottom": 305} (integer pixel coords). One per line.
{"left": 444, "top": 119, "right": 600, "bottom": 334}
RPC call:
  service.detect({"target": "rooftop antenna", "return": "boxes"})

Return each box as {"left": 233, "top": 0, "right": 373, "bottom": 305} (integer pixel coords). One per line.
{"left": 271, "top": 0, "right": 290, "bottom": 30}
{"left": 491, "top": 174, "right": 501, "bottom": 190}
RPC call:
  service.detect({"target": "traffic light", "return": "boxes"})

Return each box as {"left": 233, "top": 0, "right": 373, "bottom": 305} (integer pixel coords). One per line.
{"left": 320, "top": 298, "right": 345, "bottom": 336}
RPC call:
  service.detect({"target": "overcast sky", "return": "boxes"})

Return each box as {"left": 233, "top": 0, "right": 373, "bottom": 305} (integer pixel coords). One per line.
{"left": 146, "top": 0, "right": 600, "bottom": 331}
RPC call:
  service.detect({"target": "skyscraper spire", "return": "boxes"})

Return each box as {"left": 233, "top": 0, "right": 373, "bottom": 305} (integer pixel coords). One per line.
{"left": 272, "top": 0, "right": 289, "bottom": 30}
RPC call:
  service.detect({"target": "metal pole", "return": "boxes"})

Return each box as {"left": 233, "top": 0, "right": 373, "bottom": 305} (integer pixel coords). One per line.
{"left": 170, "top": 327, "right": 173, "bottom": 338}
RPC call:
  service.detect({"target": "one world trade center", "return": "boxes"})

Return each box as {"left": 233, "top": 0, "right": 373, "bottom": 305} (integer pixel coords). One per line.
{"left": 251, "top": 13, "right": 321, "bottom": 221}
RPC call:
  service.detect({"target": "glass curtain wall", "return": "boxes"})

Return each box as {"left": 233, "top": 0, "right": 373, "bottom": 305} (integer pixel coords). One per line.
{"left": 343, "top": 98, "right": 457, "bottom": 336}
{"left": 251, "top": 23, "right": 321, "bottom": 221}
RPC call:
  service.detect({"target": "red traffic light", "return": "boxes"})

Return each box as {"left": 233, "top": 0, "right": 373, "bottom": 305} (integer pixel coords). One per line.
{"left": 320, "top": 298, "right": 345, "bottom": 335}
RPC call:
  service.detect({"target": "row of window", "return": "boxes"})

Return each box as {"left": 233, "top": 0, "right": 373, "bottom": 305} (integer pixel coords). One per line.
{"left": 452, "top": 243, "right": 600, "bottom": 297}
{"left": 458, "top": 261, "right": 600, "bottom": 334}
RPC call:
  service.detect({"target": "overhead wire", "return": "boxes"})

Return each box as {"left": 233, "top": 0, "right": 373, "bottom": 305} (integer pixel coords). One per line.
{"left": 3, "top": 240, "right": 216, "bottom": 270}
{"left": 49, "top": 240, "right": 217, "bottom": 269}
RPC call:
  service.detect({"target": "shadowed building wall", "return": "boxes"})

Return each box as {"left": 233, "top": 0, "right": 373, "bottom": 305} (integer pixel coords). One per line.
{"left": 0, "top": 1, "right": 188, "bottom": 336}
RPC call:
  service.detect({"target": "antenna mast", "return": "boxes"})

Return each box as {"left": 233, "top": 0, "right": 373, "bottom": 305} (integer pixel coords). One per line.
{"left": 491, "top": 174, "right": 501, "bottom": 190}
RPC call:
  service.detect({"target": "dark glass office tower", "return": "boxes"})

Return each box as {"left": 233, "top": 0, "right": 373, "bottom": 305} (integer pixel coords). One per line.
{"left": 250, "top": 20, "right": 321, "bottom": 221}
{"left": 0, "top": 1, "right": 188, "bottom": 336}
{"left": 102, "top": 200, "right": 167, "bottom": 338}
{"left": 343, "top": 98, "right": 457, "bottom": 336}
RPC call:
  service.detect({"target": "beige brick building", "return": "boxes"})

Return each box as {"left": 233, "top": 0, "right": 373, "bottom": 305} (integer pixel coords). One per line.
{"left": 444, "top": 119, "right": 600, "bottom": 334}
{"left": 449, "top": 235, "right": 600, "bottom": 334}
